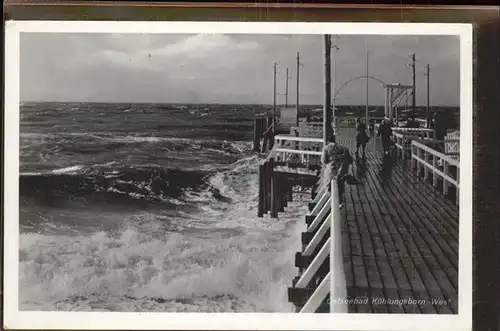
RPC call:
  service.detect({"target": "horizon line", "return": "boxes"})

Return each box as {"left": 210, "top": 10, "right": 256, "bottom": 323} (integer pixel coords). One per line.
{"left": 20, "top": 101, "right": 460, "bottom": 108}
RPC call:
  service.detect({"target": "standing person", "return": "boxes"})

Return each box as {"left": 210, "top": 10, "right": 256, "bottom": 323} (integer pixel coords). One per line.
{"left": 355, "top": 117, "right": 369, "bottom": 157}
{"left": 369, "top": 119, "right": 375, "bottom": 134}
{"left": 377, "top": 118, "right": 394, "bottom": 155}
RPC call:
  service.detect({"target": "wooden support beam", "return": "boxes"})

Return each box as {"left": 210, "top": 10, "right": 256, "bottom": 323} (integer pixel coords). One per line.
{"left": 267, "top": 116, "right": 275, "bottom": 150}
{"left": 295, "top": 252, "right": 315, "bottom": 268}
{"left": 288, "top": 287, "right": 316, "bottom": 306}
{"left": 264, "top": 160, "right": 270, "bottom": 214}
{"left": 283, "top": 177, "right": 288, "bottom": 208}
{"left": 305, "top": 215, "right": 315, "bottom": 225}
{"left": 270, "top": 158, "right": 278, "bottom": 218}
{"left": 301, "top": 232, "right": 315, "bottom": 246}
{"left": 253, "top": 118, "right": 263, "bottom": 152}
{"left": 258, "top": 164, "right": 264, "bottom": 217}
{"left": 279, "top": 173, "right": 285, "bottom": 213}
{"left": 308, "top": 202, "right": 316, "bottom": 211}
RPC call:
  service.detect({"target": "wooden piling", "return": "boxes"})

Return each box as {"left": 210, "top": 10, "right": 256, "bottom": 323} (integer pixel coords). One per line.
{"left": 270, "top": 158, "right": 278, "bottom": 218}
{"left": 279, "top": 174, "right": 285, "bottom": 212}
{"left": 264, "top": 160, "right": 270, "bottom": 214}
{"left": 267, "top": 159, "right": 273, "bottom": 214}
{"left": 267, "top": 116, "right": 275, "bottom": 150}
{"left": 311, "top": 182, "right": 318, "bottom": 200}
{"left": 288, "top": 179, "right": 293, "bottom": 202}
{"left": 258, "top": 164, "right": 264, "bottom": 217}
{"left": 261, "top": 135, "right": 268, "bottom": 153}
{"left": 266, "top": 116, "right": 273, "bottom": 129}
{"left": 253, "top": 118, "right": 263, "bottom": 152}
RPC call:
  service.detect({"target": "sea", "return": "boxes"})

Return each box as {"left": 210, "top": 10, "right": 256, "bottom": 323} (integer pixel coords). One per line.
{"left": 18, "top": 102, "right": 309, "bottom": 312}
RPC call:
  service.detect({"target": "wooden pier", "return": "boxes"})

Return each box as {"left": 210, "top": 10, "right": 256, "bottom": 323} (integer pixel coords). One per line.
{"left": 254, "top": 116, "right": 460, "bottom": 314}
{"left": 337, "top": 129, "right": 458, "bottom": 314}
{"left": 254, "top": 33, "right": 460, "bottom": 314}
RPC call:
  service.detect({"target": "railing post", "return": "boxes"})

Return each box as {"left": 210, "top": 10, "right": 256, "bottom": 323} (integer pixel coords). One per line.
{"left": 330, "top": 179, "right": 337, "bottom": 313}
{"left": 253, "top": 118, "right": 262, "bottom": 152}
{"left": 330, "top": 178, "right": 347, "bottom": 313}
{"left": 432, "top": 153, "right": 438, "bottom": 187}
{"left": 424, "top": 150, "right": 429, "bottom": 180}
{"left": 443, "top": 161, "right": 449, "bottom": 196}
{"left": 258, "top": 164, "right": 264, "bottom": 217}
{"left": 270, "top": 157, "right": 278, "bottom": 218}
{"left": 279, "top": 173, "right": 285, "bottom": 212}
{"left": 266, "top": 159, "right": 272, "bottom": 214}
{"left": 416, "top": 146, "right": 421, "bottom": 177}
{"left": 288, "top": 177, "right": 293, "bottom": 202}
{"left": 410, "top": 143, "right": 415, "bottom": 169}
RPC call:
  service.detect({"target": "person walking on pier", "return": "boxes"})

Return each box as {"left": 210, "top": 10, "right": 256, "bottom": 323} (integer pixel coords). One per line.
{"left": 368, "top": 119, "right": 375, "bottom": 134}
{"left": 377, "top": 118, "right": 394, "bottom": 155}
{"left": 355, "top": 117, "right": 370, "bottom": 158}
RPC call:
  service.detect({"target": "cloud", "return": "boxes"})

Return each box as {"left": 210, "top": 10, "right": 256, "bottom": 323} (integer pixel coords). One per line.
{"left": 19, "top": 33, "right": 460, "bottom": 105}
{"left": 75, "top": 34, "right": 262, "bottom": 72}
{"left": 149, "top": 34, "right": 261, "bottom": 57}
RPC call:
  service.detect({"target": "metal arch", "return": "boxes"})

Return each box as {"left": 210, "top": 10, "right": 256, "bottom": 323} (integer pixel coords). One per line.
{"left": 334, "top": 75, "right": 386, "bottom": 98}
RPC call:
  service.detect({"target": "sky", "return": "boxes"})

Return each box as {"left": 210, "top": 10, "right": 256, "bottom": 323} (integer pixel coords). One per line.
{"left": 20, "top": 33, "right": 460, "bottom": 106}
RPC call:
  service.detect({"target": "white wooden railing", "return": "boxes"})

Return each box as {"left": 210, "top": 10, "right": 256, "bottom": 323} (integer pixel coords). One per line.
{"left": 297, "top": 179, "right": 347, "bottom": 313}
{"left": 415, "top": 118, "right": 428, "bottom": 126}
{"left": 272, "top": 135, "right": 324, "bottom": 166}
{"left": 392, "top": 132, "right": 415, "bottom": 159}
{"left": 275, "top": 135, "right": 323, "bottom": 149}
{"left": 394, "top": 131, "right": 459, "bottom": 161}
{"left": 335, "top": 116, "right": 385, "bottom": 129}
{"left": 411, "top": 140, "right": 460, "bottom": 203}
{"left": 445, "top": 131, "right": 460, "bottom": 160}
{"left": 392, "top": 128, "right": 435, "bottom": 159}
{"left": 297, "top": 121, "right": 323, "bottom": 139}
{"left": 335, "top": 117, "right": 357, "bottom": 128}
{"left": 392, "top": 127, "right": 434, "bottom": 139}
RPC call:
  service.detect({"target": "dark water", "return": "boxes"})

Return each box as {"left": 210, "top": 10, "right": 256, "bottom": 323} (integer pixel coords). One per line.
{"left": 19, "top": 102, "right": 306, "bottom": 312}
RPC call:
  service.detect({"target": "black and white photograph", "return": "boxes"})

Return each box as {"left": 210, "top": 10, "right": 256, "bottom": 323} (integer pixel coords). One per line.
{"left": 4, "top": 21, "right": 472, "bottom": 330}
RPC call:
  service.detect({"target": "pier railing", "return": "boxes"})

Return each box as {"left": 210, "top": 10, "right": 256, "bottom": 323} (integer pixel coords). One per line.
{"left": 445, "top": 131, "right": 460, "bottom": 160}
{"left": 392, "top": 127, "right": 434, "bottom": 139}
{"left": 288, "top": 173, "right": 347, "bottom": 313}
{"left": 273, "top": 135, "right": 323, "bottom": 167}
{"left": 295, "top": 121, "right": 323, "bottom": 138}
{"left": 411, "top": 140, "right": 460, "bottom": 204}
{"left": 392, "top": 128, "right": 435, "bottom": 159}
{"left": 335, "top": 117, "right": 357, "bottom": 128}
{"left": 335, "top": 116, "right": 385, "bottom": 129}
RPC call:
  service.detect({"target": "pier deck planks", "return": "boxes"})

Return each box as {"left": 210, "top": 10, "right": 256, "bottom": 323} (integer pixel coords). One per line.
{"left": 337, "top": 128, "right": 459, "bottom": 314}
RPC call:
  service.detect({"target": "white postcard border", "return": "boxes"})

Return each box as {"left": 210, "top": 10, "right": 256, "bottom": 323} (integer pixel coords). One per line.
{"left": 4, "top": 21, "right": 473, "bottom": 331}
